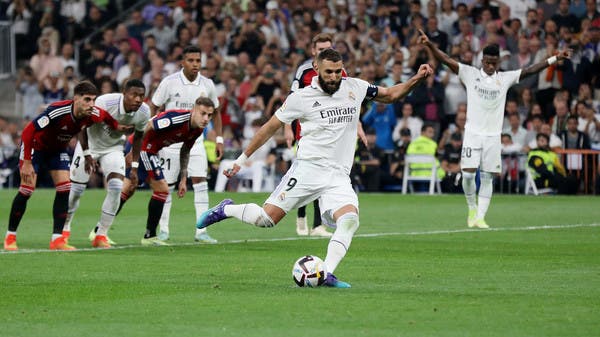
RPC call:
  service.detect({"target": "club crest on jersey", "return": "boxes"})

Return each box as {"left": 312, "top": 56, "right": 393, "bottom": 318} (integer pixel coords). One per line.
{"left": 37, "top": 116, "right": 50, "bottom": 128}
{"left": 278, "top": 192, "right": 286, "bottom": 201}
{"left": 348, "top": 91, "right": 356, "bottom": 101}
{"left": 157, "top": 118, "right": 171, "bottom": 129}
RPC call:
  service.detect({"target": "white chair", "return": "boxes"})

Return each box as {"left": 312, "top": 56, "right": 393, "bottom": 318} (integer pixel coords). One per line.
{"left": 524, "top": 167, "right": 554, "bottom": 195}
{"left": 402, "top": 154, "right": 442, "bottom": 195}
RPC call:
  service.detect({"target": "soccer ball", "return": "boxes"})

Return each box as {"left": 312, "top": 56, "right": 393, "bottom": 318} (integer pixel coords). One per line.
{"left": 292, "top": 255, "right": 327, "bottom": 287}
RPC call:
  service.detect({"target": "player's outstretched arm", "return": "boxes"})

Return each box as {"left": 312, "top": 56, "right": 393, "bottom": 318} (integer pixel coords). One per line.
{"left": 418, "top": 29, "right": 459, "bottom": 74}
{"left": 375, "top": 64, "right": 433, "bottom": 104}
{"left": 519, "top": 48, "right": 572, "bottom": 80}
{"left": 225, "top": 115, "right": 284, "bottom": 178}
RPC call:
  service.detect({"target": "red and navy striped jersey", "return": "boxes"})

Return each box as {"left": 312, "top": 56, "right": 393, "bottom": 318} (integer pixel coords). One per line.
{"left": 142, "top": 109, "right": 204, "bottom": 154}
{"left": 21, "top": 100, "right": 119, "bottom": 159}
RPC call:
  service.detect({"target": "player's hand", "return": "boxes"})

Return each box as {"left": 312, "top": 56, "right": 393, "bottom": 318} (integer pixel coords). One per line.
{"left": 84, "top": 155, "right": 97, "bottom": 174}
{"left": 224, "top": 163, "right": 241, "bottom": 178}
{"left": 216, "top": 142, "right": 224, "bottom": 161}
{"left": 116, "top": 124, "right": 134, "bottom": 133}
{"left": 284, "top": 125, "right": 294, "bottom": 148}
{"left": 20, "top": 160, "right": 36, "bottom": 186}
{"left": 177, "top": 178, "right": 187, "bottom": 198}
{"left": 557, "top": 48, "right": 573, "bottom": 60}
{"left": 417, "top": 29, "right": 429, "bottom": 45}
{"left": 129, "top": 168, "right": 139, "bottom": 190}
{"left": 417, "top": 64, "right": 434, "bottom": 79}
{"left": 357, "top": 122, "right": 368, "bottom": 146}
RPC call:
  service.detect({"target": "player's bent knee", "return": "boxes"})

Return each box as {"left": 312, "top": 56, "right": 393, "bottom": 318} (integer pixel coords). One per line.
{"left": 70, "top": 182, "right": 86, "bottom": 195}
{"left": 107, "top": 178, "right": 123, "bottom": 192}
{"left": 337, "top": 212, "right": 359, "bottom": 234}
{"left": 255, "top": 209, "right": 275, "bottom": 228}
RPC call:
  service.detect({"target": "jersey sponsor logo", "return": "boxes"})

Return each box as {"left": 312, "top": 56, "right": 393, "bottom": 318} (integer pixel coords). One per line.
{"left": 37, "top": 116, "right": 50, "bottom": 128}
{"left": 175, "top": 101, "right": 194, "bottom": 109}
{"left": 320, "top": 106, "right": 357, "bottom": 124}
{"left": 157, "top": 118, "right": 171, "bottom": 129}
{"left": 473, "top": 85, "right": 500, "bottom": 101}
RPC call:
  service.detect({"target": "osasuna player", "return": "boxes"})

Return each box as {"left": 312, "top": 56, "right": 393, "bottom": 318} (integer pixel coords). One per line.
{"left": 4, "top": 81, "right": 130, "bottom": 251}
{"left": 150, "top": 45, "right": 222, "bottom": 243}
{"left": 286, "top": 33, "right": 344, "bottom": 238}
{"left": 137, "top": 97, "right": 215, "bottom": 246}
{"left": 197, "top": 49, "right": 433, "bottom": 287}
{"left": 65, "top": 79, "right": 150, "bottom": 248}
{"left": 419, "top": 29, "right": 571, "bottom": 228}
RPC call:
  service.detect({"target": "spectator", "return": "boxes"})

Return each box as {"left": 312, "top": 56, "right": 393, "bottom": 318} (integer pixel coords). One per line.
{"left": 29, "top": 36, "right": 63, "bottom": 82}
{"left": 528, "top": 133, "right": 576, "bottom": 194}
{"left": 550, "top": 99, "right": 570, "bottom": 134}
{"left": 503, "top": 113, "right": 528, "bottom": 150}
{"left": 362, "top": 102, "right": 397, "bottom": 151}
{"left": 141, "top": 0, "right": 172, "bottom": 24}
{"left": 560, "top": 115, "right": 591, "bottom": 149}
{"left": 16, "top": 66, "right": 44, "bottom": 120}
{"left": 409, "top": 74, "right": 445, "bottom": 139}
{"left": 127, "top": 10, "right": 151, "bottom": 46}
{"left": 381, "top": 128, "right": 412, "bottom": 189}
{"left": 526, "top": 123, "right": 564, "bottom": 151}
{"left": 552, "top": 0, "right": 581, "bottom": 33}
{"left": 438, "top": 107, "right": 466, "bottom": 152}
{"left": 38, "top": 71, "right": 69, "bottom": 105}
{"left": 79, "top": 4, "right": 105, "bottom": 40}
{"left": 144, "top": 12, "right": 174, "bottom": 54}
{"left": 393, "top": 102, "right": 423, "bottom": 143}
{"left": 578, "top": 103, "right": 600, "bottom": 148}
{"left": 353, "top": 127, "right": 383, "bottom": 191}
{"left": 440, "top": 132, "right": 463, "bottom": 193}
{"left": 7, "top": 0, "right": 33, "bottom": 60}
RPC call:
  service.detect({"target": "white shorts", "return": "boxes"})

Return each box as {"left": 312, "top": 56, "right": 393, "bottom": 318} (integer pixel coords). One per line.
{"left": 265, "top": 160, "right": 358, "bottom": 224}
{"left": 159, "top": 140, "right": 207, "bottom": 185}
{"left": 461, "top": 131, "right": 502, "bottom": 173}
{"left": 70, "top": 142, "right": 126, "bottom": 183}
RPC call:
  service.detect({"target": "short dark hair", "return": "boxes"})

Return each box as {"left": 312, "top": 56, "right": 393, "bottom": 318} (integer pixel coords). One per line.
{"left": 567, "top": 115, "right": 578, "bottom": 122}
{"left": 195, "top": 96, "right": 215, "bottom": 108}
{"left": 311, "top": 33, "right": 334, "bottom": 47}
{"left": 316, "top": 48, "right": 342, "bottom": 63}
{"left": 536, "top": 133, "right": 550, "bottom": 142}
{"left": 182, "top": 45, "right": 201, "bottom": 56}
{"left": 123, "top": 79, "right": 146, "bottom": 93}
{"left": 483, "top": 44, "right": 500, "bottom": 57}
{"left": 74, "top": 81, "right": 99, "bottom": 96}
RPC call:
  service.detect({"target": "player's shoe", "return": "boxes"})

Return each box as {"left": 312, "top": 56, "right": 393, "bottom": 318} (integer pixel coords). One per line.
{"left": 92, "top": 235, "right": 112, "bottom": 248}
{"left": 194, "top": 232, "right": 218, "bottom": 244}
{"left": 140, "top": 236, "right": 170, "bottom": 246}
{"left": 49, "top": 236, "right": 76, "bottom": 251}
{"left": 323, "top": 273, "right": 351, "bottom": 288}
{"left": 467, "top": 209, "right": 477, "bottom": 228}
{"left": 4, "top": 234, "right": 18, "bottom": 251}
{"left": 296, "top": 217, "right": 308, "bottom": 236}
{"left": 196, "top": 199, "right": 233, "bottom": 229}
{"left": 310, "top": 226, "right": 333, "bottom": 237}
{"left": 473, "top": 218, "right": 490, "bottom": 229}
{"left": 157, "top": 231, "right": 169, "bottom": 241}
{"left": 88, "top": 228, "right": 117, "bottom": 245}
{"left": 62, "top": 230, "right": 70, "bottom": 243}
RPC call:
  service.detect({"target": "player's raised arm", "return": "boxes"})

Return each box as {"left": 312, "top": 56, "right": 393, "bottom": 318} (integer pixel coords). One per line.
{"left": 418, "top": 29, "right": 459, "bottom": 74}
{"left": 375, "top": 64, "right": 433, "bottom": 104}
{"left": 225, "top": 114, "right": 284, "bottom": 178}
{"left": 519, "top": 48, "right": 572, "bottom": 81}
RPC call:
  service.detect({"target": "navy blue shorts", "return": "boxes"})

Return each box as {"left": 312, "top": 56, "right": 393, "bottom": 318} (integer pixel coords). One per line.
{"left": 20, "top": 146, "right": 70, "bottom": 173}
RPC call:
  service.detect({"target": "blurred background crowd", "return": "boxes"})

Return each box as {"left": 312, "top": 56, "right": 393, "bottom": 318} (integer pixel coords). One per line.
{"left": 0, "top": 0, "right": 599, "bottom": 193}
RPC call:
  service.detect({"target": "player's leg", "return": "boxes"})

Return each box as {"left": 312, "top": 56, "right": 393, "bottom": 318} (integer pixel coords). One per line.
{"left": 214, "top": 159, "right": 234, "bottom": 192}
{"left": 475, "top": 137, "right": 502, "bottom": 229}
{"left": 309, "top": 199, "right": 332, "bottom": 237}
{"left": 320, "top": 177, "right": 359, "bottom": 288}
{"left": 4, "top": 150, "right": 39, "bottom": 251}
{"left": 156, "top": 147, "right": 179, "bottom": 240}
{"left": 65, "top": 142, "right": 90, "bottom": 239}
{"left": 48, "top": 167, "right": 76, "bottom": 250}
{"left": 296, "top": 205, "right": 308, "bottom": 236}
{"left": 189, "top": 142, "right": 217, "bottom": 243}
{"left": 140, "top": 152, "right": 170, "bottom": 246}
{"left": 460, "top": 132, "right": 481, "bottom": 227}
{"left": 91, "top": 152, "right": 126, "bottom": 248}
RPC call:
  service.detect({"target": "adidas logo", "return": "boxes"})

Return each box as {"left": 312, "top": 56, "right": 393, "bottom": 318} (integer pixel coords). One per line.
{"left": 174, "top": 93, "right": 181, "bottom": 97}
{"left": 312, "top": 101, "right": 321, "bottom": 108}
{"left": 476, "top": 78, "right": 481, "bottom": 82}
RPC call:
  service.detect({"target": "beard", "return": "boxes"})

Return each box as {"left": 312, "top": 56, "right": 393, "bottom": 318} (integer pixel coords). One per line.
{"left": 318, "top": 75, "right": 341, "bottom": 95}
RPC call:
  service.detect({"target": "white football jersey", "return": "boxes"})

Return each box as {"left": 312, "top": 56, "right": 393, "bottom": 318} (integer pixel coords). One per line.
{"left": 275, "top": 76, "right": 377, "bottom": 174}
{"left": 458, "top": 63, "right": 521, "bottom": 136}
{"left": 87, "top": 93, "right": 151, "bottom": 154}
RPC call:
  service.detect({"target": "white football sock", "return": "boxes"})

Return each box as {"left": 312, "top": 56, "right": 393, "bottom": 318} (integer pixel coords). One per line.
{"left": 96, "top": 178, "right": 123, "bottom": 236}
{"left": 224, "top": 203, "right": 274, "bottom": 228}
{"left": 461, "top": 171, "right": 477, "bottom": 210}
{"left": 158, "top": 185, "right": 175, "bottom": 234}
{"left": 64, "top": 182, "right": 87, "bottom": 231}
{"left": 193, "top": 182, "right": 209, "bottom": 235}
{"left": 324, "top": 212, "right": 359, "bottom": 274}
{"left": 477, "top": 171, "right": 494, "bottom": 220}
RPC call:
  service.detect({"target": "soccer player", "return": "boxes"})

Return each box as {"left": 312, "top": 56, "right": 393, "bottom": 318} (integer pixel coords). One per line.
{"left": 138, "top": 97, "right": 215, "bottom": 246}
{"left": 197, "top": 49, "right": 433, "bottom": 287}
{"left": 287, "top": 33, "right": 348, "bottom": 237}
{"left": 65, "top": 79, "right": 150, "bottom": 248}
{"left": 418, "top": 29, "right": 571, "bottom": 228}
{"left": 3, "top": 81, "right": 130, "bottom": 251}
{"left": 149, "top": 45, "right": 222, "bottom": 243}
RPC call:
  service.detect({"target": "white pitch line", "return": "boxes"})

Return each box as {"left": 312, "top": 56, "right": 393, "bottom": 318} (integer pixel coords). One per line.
{"left": 2, "top": 223, "right": 599, "bottom": 255}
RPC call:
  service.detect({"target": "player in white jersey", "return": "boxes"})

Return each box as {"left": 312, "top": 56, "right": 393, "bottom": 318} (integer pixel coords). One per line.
{"left": 65, "top": 79, "right": 150, "bottom": 248}
{"left": 149, "top": 45, "right": 222, "bottom": 243}
{"left": 197, "top": 49, "right": 433, "bottom": 288}
{"left": 419, "top": 29, "right": 571, "bottom": 228}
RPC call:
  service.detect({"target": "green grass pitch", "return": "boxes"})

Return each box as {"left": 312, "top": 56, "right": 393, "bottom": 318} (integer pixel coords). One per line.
{"left": 0, "top": 189, "right": 599, "bottom": 337}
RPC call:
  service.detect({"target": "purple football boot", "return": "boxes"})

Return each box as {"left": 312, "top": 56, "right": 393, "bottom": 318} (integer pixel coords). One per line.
{"left": 196, "top": 199, "right": 234, "bottom": 229}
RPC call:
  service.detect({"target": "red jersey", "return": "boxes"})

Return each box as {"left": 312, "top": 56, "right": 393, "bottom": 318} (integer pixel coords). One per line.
{"left": 21, "top": 100, "right": 119, "bottom": 160}
{"left": 142, "top": 110, "right": 204, "bottom": 154}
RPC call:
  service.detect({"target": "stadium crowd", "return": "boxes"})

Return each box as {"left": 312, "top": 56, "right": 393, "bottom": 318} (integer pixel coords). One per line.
{"left": 2, "top": 0, "right": 600, "bottom": 193}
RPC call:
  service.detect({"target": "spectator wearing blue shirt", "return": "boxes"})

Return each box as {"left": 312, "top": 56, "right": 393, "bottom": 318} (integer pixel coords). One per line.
{"left": 362, "top": 102, "right": 397, "bottom": 151}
